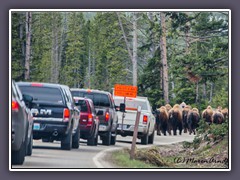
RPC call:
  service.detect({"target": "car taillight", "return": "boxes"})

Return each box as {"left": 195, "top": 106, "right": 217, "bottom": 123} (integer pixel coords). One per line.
{"left": 87, "top": 113, "right": 93, "bottom": 126}
{"left": 12, "top": 101, "right": 19, "bottom": 112}
{"left": 143, "top": 115, "right": 148, "bottom": 124}
{"left": 63, "top": 108, "right": 70, "bottom": 122}
{"left": 105, "top": 112, "right": 110, "bottom": 121}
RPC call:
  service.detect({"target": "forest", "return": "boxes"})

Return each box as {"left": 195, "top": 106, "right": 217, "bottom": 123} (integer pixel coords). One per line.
{"left": 11, "top": 11, "right": 229, "bottom": 111}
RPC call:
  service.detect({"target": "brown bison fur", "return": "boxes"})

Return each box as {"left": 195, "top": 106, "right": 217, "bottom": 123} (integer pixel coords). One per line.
{"left": 202, "top": 106, "right": 214, "bottom": 124}
{"left": 168, "top": 104, "right": 183, "bottom": 136}
{"left": 212, "top": 110, "right": 225, "bottom": 124}
{"left": 165, "top": 104, "right": 172, "bottom": 112}
{"left": 187, "top": 108, "right": 200, "bottom": 135}
{"left": 156, "top": 106, "right": 169, "bottom": 136}
{"left": 182, "top": 105, "right": 192, "bottom": 133}
{"left": 221, "top": 108, "right": 228, "bottom": 119}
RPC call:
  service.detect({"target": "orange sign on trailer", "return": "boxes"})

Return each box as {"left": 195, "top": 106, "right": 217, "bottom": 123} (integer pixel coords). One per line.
{"left": 114, "top": 84, "right": 137, "bottom": 98}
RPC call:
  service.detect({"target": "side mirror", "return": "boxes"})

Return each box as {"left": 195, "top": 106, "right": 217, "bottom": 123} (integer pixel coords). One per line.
{"left": 115, "top": 105, "right": 119, "bottom": 111}
{"left": 74, "top": 99, "right": 80, "bottom": 106}
{"left": 120, "top": 103, "right": 125, "bottom": 112}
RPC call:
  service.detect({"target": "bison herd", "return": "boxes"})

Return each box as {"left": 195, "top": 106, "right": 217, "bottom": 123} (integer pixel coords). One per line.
{"left": 155, "top": 102, "right": 228, "bottom": 136}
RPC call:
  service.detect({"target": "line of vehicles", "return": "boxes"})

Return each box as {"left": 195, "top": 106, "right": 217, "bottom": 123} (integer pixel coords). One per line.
{"left": 11, "top": 80, "right": 156, "bottom": 165}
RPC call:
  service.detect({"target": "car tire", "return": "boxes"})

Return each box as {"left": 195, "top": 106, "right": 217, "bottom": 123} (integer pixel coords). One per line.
{"left": 87, "top": 127, "right": 98, "bottom": 146}
{"left": 110, "top": 130, "right": 117, "bottom": 145}
{"left": 102, "top": 131, "right": 111, "bottom": 146}
{"left": 148, "top": 129, "right": 155, "bottom": 144}
{"left": 61, "top": 129, "right": 72, "bottom": 150}
{"left": 72, "top": 126, "right": 80, "bottom": 149}
{"left": 141, "top": 127, "right": 149, "bottom": 145}
{"left": 12, "top": 140, "right": 26, "bottom": 165}
{"left": 26, "top": 132, "right": 33, "bottom": 156}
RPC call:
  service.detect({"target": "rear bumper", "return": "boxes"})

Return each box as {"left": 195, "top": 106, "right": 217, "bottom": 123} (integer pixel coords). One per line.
{"left": 80, "top": 125, "right": 94, "bottom": 139}
{"left": 32, "top": 120, "right": 69, "bottom": 139}
{"left": 116, "top": 123, "right": 148, "bottom": 137}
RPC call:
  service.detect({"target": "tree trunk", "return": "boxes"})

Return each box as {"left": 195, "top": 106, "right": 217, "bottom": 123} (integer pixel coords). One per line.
{"left": 117, "top": 12, "right": 138, "bottom": 86}
{"left": 19, "top": 13, "right": 25, "bottom": 68}
{"left": 209, "top": 82, "right": 214, "bottom": 103}
{"left": 25, "top": 12, "right": 32, "bottom": 80}
{"left": 51, "top": 13, "right": 59, "bottom": 83}
{"left": 24, "top": 13, "right": 31, "bottom": 79}
{"left": 184, "top": 12, "right": 190, "bottom": 55}
{"left": 148, "top": 12, "right": 156, "bottom": 58}
{"left": 160, "top": 12, "right": 169, "bottom": 104}
{"left": 202, "top": 82, "right": 207, "bottom": 99}
{"left": 132, "top": 12, "right": 138, "bottom": 86}
{"left": 195, "top": 82, "right": 199, "bottom": 104}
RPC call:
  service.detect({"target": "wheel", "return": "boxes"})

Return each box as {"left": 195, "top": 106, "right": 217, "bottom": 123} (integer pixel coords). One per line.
{"left": 12, "top": 141, "right": 26, "bottom": 165}
{"left": 110, "top": 130, "right": 117, "bottom": 145}
{"left": 26, "top": 132, "right": 33, "bottom": 156}
{"left": 141, "top": 133, "right": 149, "bottom": 145}
{"left": 141, "top": 127, "right": 149, "bottom": 145}
{"left": 72, "top": 126, "right": 80, "bottom": 149}
{"left": 148, "top": 129, "right": 155, "bottom": 144}
{"left": 61, "top": 129, "right": 72, "bottom": 150}
{"left": 102, "top": 131, "right": 111, "bottom": 146}
{"left": 87, "top": 129, "right": 98, "bottom": 146}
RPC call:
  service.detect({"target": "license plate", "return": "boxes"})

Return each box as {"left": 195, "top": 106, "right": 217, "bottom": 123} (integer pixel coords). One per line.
{"left": 118, "top": 124, "right": 128, "bottom": 130}
{"left": 33, "top": 123, "right": 40, "bottom": 130}
{"left": 99, "top": 125, "right": 106, "bottom": 131}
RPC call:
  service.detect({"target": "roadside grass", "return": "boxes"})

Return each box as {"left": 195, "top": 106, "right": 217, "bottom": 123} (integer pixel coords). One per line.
{"left": 111, "top": 149, "right": 158, "bottom": 168}
{"left": 109, "top": 137, "right": 228, "bottom": 169}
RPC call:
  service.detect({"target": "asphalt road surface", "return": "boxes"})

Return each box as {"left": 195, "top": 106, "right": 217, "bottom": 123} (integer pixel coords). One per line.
{"left": 11, "top": 131, "right": 195, "bottom": 169}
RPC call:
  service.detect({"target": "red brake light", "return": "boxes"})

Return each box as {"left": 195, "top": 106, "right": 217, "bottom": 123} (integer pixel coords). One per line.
{"left": 31, "top": 83, "right": 43, "bottom": 87}
{"left": 143, "top": 115, "right": 148, "bottom": 124}
{"left": 87, "top": 113, "right": 93, "bottom": 126}
{"left": 105, "top": 112, "right": 110, "bottom": 121}
{"left": 12, "top": 101, "right": 19, "bottom": 111}
{"left": 63, "top": 108, "right": 70, "bottom": 122}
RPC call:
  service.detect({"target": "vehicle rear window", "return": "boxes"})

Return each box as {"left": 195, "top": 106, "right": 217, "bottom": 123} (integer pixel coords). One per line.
{"left": 18, "top": 86, "right": 64, "bottom": 104}
{"left": 71, "top": 91, "right": 84, "bottom": 97}
{"left": 84, "top": 93, "right": 110, "bottom": 107}
{"left": 76, "top": 100, "right": 88, "bottom": 112}
{"left": 70, "top": 91, "right": 111, "bottom": 107}
{"left": 114, "top": 98, "right": 148, "bottom": 110}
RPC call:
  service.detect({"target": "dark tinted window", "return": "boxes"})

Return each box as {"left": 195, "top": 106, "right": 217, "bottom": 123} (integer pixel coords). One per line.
{"left": 84, "top": 93, "right": 110, "bottom": 107}
{"left": 77, "top": 100, "right": 88, "bottom": 112}
{"left": 19, "top": 86, "right": 64, "bottom": 104}
{"left": 71, "top": 91, "right": 84, "bottom": 97}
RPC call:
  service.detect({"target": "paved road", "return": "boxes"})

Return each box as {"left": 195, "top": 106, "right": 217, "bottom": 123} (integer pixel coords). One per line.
{"left": 11, "top": 131, "right": 195, "bottom": 169}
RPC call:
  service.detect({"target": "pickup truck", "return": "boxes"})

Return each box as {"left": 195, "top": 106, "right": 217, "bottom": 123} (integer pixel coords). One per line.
{"left": 71, "top": 89, "right": 118, "bottom": 146}
{"left": 17, "top": 82, "right": 80, "bottom": 150}
{"left": 113, "top": 96, "right": 156, "bottom": 145}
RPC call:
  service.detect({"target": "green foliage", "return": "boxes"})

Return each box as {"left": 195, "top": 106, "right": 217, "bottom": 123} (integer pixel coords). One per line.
{"left": 211, "top": 88, "right": 228, "bottom": 108}
{"left": 208, "top": 122, "right": 228, "bottom": 141}
{"left": 11, "top": 11, "right": 229, "bottom": 114}
{"left": 197, "top": 119, "right": 210, "bottom": 135}
{"left": 138, "top": 50, "right": 163, "bottom": 108}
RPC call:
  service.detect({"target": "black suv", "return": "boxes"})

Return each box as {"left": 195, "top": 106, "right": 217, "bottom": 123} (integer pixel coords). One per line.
{"left": 12, "top": 80, "right": 34, "bottom": 165}
{"left": 71, "top": 89, "right": 118, "bottom": 146}
{"left": 17, "top": 82, "right": 80, "bottom": 150}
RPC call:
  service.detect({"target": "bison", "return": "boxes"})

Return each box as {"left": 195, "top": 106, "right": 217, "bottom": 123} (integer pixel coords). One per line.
{"left": 187, "top": 107, "right": 200, "bottom": 135}
{"left": 168, "top": 104, "right": 183, "bottom": 135}
{"left": 202, "top": 105, "right": 214, "bottom": 125}
{"left": 156, "top": 106, "right": 169, "bottom": 136}
{"left": 182, "top": 105, "right": 192, "bottom": 133}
